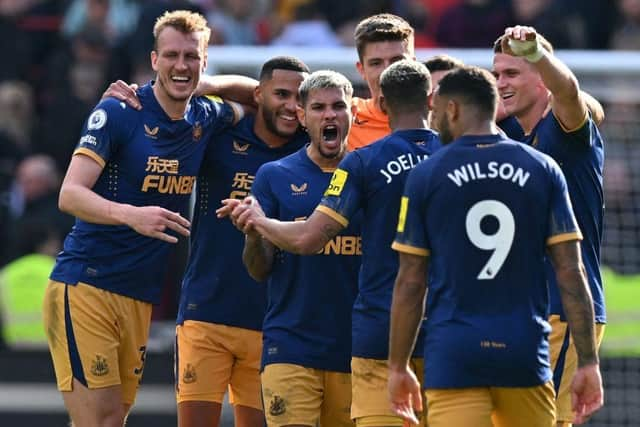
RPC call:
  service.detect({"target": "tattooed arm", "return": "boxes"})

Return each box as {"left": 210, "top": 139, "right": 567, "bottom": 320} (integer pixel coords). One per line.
{"left": 547, "top": 239, "right": 603, "bottom": 423}
{"left": 251, "top": 210, "right": 344, "bottom": 255}
{"left": 547, "top": 240, "right": 597, "bottom": 366}
{"left": 243, "top": 232, "right": 275, "bottom": 282}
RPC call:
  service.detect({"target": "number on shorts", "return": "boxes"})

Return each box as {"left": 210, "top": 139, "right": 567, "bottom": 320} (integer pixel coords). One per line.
{"left": 465, "top": 200, "right": 515, "bottom": 280}
{"left": 134, "top": 345, "right": 147, "bottom": 376}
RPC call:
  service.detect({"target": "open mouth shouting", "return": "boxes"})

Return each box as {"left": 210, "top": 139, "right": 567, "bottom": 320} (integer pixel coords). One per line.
{"left": 322, "top": 124, "right": 340, "bottom": 149}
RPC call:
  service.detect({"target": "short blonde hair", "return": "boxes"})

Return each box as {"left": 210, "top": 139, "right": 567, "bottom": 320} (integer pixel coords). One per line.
{"left": 153, "top": 10, "right": 211, "bottom": 52}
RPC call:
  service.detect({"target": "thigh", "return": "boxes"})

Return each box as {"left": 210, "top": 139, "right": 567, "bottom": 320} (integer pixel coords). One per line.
{"left": 491, "top": 382, "right": 555, "bottom": 427}
{"left": 320, "top": 371, "right": 354, "bottom": 427}
{"left": 228, "top": 326, "right": 263, "bottom": 410}
{"left": 62, "top": 378, "right": 127, "bottom": 427}
{"left": 350, "top": 357, "right": 404, "bottom": 427}
{"left": 261, "top": 363, "right": 322, "bottom": 427}
{"left": 114, "top": 290, "right": 152, "bottom": 405}
{"left": 425, "top": 387, "right": 493, "bottom": 427}
{"left": 178, "top": 400, "right": 223, "bottom": 427}
{"left": 176, "top": 321, "right": 234, "bottom": 404}
{"left": 44, "top": 281, "right": 121, "bottom": 393}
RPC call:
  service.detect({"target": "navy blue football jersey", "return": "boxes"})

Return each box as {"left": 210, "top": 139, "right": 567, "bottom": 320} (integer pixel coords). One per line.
{"left": 317, "top": 129, "right": 441, "bottom": 359}
{"left": 252, "top": 147, "right": 361, "bottom": 372}
{"left": 522, "top": 113, "right": 605, "bottom": 323}
{"left": 393, "top": 134, "right": 581, "bottom": 388}
{"left": 177, "top": 115, "right": 307, "bottom": 330}
{"left": 50, "top": 83, "right": 235, "bottom": 303}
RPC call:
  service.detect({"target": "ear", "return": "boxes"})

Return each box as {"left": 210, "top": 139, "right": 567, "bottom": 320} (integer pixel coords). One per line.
{"left": 379, "top": 95, "right": 387, "bottom": 115}
{"left": 296, "top": 105, "right": 306, "bottom": 129}
{"left": 151, "top": 51, "right": 158, "bottom": 72}
{"left": 356, "top": 61, "right": 365, "bottom": 80}
{"left": 427, "top": 93, "right": 433, "bottom": 111}
{"left": 254, "top": 84, "right": 262, "bottom": 106}
{"left": 446, "top": 99, "right": 459, "bottom": 122}
{"left": 202, "top": 51, "right": 208, "bottom": 74}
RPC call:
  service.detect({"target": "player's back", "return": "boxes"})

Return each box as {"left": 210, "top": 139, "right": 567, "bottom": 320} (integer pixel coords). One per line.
{"left": 319, "top": 128, "right": 441, "bottom": 360}
{"left": 406, "top": 134, "right": 579, "bottom": 387}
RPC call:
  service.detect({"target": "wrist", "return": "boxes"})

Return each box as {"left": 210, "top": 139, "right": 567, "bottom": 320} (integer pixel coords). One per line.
{"left": 508, "top": 37, "right": 545, "bottom": 63}
{"left": 111, "top": 203, "right": 132, "bottom": 226}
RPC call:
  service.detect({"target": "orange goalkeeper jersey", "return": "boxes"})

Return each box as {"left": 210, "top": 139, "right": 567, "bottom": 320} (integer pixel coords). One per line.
{"left": 348, "top": 97, "right": 390, "bottom": 151}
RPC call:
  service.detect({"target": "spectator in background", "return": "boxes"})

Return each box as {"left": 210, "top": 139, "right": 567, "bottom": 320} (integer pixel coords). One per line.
{"left": 6, "top": 155, "right": 73, "bottom": 263}
{"left": 0, "top": 219, "right": 61, "bottom": 349}
{"left": 611, "top": 0, "right": 640, "bottom": 50}
{"left": 511, "top": 0, "right": 573, "bottom": 48}
{"left": 39, "top": 26, "right": 111, "bottom": 170}
{"left": 435, "top": 0, "right": 511, "bottom": 47}
{"left": 271, "top": 0, "right": 341, "bottom": 46}
{"left": 0, "top": 81, "right": 35, "bottom": 153}
{"left": 207, "top": 0, "right": 266, "bottom": 45}
{"left": 61, "top": 0, "right": 139, "bottom": 45}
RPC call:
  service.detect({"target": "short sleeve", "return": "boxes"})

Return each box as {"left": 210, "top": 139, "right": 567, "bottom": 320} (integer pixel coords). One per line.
{"left": 203, "top": 95, "right": 237, "bottom": 133}
{"left": 74, "top": 98, "right": 131, "bottom": 168}
{"left": 316, "top": 151, "right": 364, "bottom": 227}
{"left": 251, "top": 162, "right": 278, "bottom": 218}
{"left": 546, "top": 159, "right": 583, "bottom": 246}
{"left": 391, "top": 166, "right": 430, "bottom": 256}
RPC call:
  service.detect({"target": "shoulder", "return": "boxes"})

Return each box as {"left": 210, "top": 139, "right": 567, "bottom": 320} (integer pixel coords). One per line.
{"left": 88, "top": 97, "right": 135, "bottom": 129}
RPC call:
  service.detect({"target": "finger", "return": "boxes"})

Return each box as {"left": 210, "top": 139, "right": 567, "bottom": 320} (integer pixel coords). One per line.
{"left": 165, "top": 219, "right": 191, "bottom": 237}
{"left": 216, "top": 199, "right": 241, "bottom": 217}
{"left": 165, "top": 211, "right": 191, "bottom": 229}
{"left": 154, "top": 231, "right": 178, "bottom": 244}
{"left": 412, "top": 389, "right": 423, "bottom": 412}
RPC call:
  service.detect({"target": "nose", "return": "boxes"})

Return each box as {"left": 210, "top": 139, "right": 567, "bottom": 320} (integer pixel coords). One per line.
{"left": 324, "top": 107, "right": 337, "bottom": 120}
{"left": 284, "top": 96, "right": 297, "bottom": 112}
{"left": 175, "top": 55, "right": 188, "bottom": 71}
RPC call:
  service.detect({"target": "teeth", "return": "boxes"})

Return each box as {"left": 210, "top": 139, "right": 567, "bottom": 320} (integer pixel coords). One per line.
{"left": 280, "top": 115, "right": 296, "bottom": 121}
{"left": 172, "top": 76, "right": 189, "bottom": 82}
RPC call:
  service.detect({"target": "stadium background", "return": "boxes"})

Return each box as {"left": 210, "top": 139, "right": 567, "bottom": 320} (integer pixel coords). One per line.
{"left": 0, "top": 0, "right": 638, "bottom": 426}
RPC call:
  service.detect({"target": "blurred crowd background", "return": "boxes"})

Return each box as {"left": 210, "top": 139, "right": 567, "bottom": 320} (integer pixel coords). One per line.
{"left": 1, "top": 0, "right": 639, "bottom": 350}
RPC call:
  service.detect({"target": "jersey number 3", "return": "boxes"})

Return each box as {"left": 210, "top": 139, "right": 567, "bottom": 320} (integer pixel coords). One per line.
{"left": 465, "top": 200, "right": 515, "bottom": 280}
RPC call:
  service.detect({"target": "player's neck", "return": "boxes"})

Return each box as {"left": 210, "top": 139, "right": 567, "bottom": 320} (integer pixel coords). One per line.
{"left": 515, "top": 96, "right": 549, "bottom": 135}
{"left": 152, "top": 84, "right": 191, "bottom": 120}
{"left": 253, "top": 119, "right": 289, "bottom": 149}
{"left": 369, "top": 90, "right": 386, "bottom": 115}
{"left": 390, "top": 114, "right": 429, "bottom": 132}
{"left": 306, "top": 143, "right": 344, "bottom": 170}
{"left": 460, "top": 120, "right": 500, "bottom": 138}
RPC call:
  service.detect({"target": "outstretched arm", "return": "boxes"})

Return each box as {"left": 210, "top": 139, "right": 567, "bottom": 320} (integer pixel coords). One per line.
{"left": 502, "top": 26, "right": 588, "bottom": 131}
{"left": 218, "top": 197, "right": 344, "bottom": 255}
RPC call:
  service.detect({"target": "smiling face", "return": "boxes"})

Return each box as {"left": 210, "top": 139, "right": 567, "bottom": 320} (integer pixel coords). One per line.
{"left": 492, "top": 52, "right": 546, "bottom": 118}
{"left": 299, "top": 87, "right": 354, "bottom": 161}
{"left": 357, "top": 40, "right": 413, "bottom": 104}
{"left": 151, "top": 26, "right": 207, "bottom": 104}
{"left": 256, "top": 69, "right": 307, "bottom": 140}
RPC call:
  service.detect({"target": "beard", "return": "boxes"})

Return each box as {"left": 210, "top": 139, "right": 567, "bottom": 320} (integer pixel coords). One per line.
{"left": 438, "top": 117, "right": 454, "bottom": 145}
{"left": 262, "top": 105, "right": 299, "bottom": 139}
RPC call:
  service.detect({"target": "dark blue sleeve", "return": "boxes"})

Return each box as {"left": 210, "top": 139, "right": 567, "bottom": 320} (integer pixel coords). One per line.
{"left": 392, "top": 165, "right": 430, "bottom": 256}
{"left": 251, "top": 162, "right": 278, "bottom": 218}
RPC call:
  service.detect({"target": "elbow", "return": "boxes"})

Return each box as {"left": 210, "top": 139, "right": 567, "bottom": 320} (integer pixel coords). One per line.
{"left": 58, "top": 185, "right": 74, "bottom": 214}
{"left": 291, "top": 233, "right": 324, "bottom": 255}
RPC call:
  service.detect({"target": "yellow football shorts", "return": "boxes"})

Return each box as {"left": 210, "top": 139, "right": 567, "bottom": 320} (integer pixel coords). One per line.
{"left": 351, "top": 357, "right": 426, "bottom": 427}
{"left": 42, "top": 281, "right": 151, "bottom": 405}
{"left": 426, "top": 381, "right": 556, "bottom": 427}
{"left": 175, "top": 320, "right": 262, "bottom": 410}
{"left": 261, "top": 363, "right": 353, "bottom": 427}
